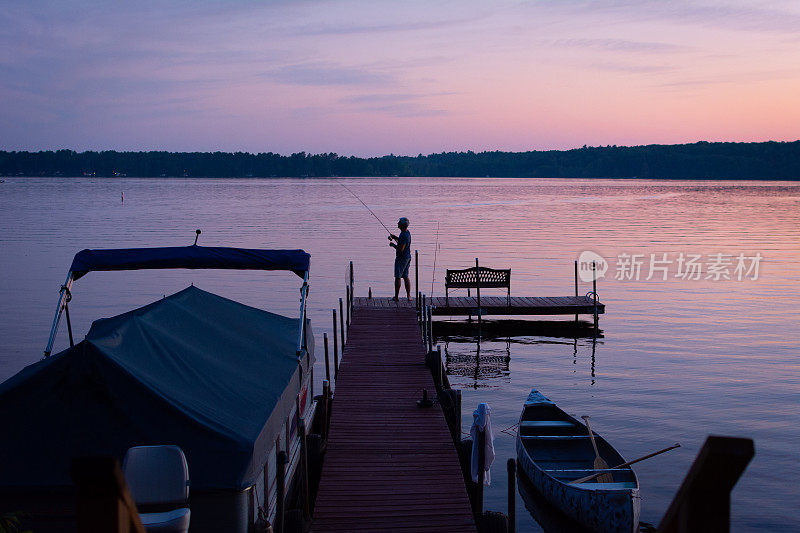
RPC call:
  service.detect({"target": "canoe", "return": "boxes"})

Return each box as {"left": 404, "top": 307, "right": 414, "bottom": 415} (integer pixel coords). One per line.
{"left": 516, "top": 389, "right": 640, "bottom": 533}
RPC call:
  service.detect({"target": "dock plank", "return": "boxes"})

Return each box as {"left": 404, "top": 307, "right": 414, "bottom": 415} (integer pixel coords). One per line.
{"left": 352, "top": 295, "right": 604, "bottom": 317}
{"left": 312, "top": 306, "right": 476, "bottom": 532}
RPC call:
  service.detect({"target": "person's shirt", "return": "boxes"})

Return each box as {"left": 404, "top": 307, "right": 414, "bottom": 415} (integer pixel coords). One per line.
{"left": 396, "top": 230, "right": 411, "bottom": 259}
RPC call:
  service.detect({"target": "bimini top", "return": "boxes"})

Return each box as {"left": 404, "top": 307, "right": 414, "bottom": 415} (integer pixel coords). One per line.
{"left": 0, "top": 285, "right": 313, "bottom": 491}
{"left": 69, "top": 245, "right": 310, "bottom": 280}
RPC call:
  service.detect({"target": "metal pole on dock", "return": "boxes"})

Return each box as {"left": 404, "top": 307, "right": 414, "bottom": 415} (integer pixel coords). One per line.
{"left": 298, "top": 418, "right": 310, "bottom": 520}
{"left": 323, "top": 333, "right": 331, "bottom": 383}
{"left": 415, "top": 250, "right": 419, "bottom": 303}
{"left": 321, "top": 380, "right": 330, "bottom": 441}
{"left": 332, "top": 310, "right": 339, "bottom": 380}
{"left": 475, "top": 258, "right": 481, "bottom": 326}
{"left": 574, "top": 260, "right": 579, "bottom": 322}
{"left": 437, "top": 345, "right": 443, "bottom": 389}
{"left": 507, "top": 459, "right": 516, "bottom": 533}
{"left": 592, "top": 261, "right": 598, "bottom": 332}
{"left": 346, "top": 285, "right": 351, "bottom": 329}
{"left": 275, "top": 450, "right": 286, "bottom": 533}
{"left": 339, "top": 298, "right": 346, "bottom": 348}
{"left": 455, "top": 390, "right": 462, "bottom": 438}
{"left": 350, "top": 260, "right": 354, "bottom": 291}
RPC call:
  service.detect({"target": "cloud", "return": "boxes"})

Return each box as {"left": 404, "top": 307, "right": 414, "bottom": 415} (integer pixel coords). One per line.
{"left": 549, "top": 38, "right": 689, "bottom": 54}
{"left": 269, "top": 63, "right": 395, "bottom": 86}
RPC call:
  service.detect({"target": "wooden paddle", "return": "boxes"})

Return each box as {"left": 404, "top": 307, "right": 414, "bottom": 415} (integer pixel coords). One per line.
{"left": 570, "top": 443, "right": 682, "bottom": 484}
{"left": 582, "top": 416, "right": 614, "bottom": 482}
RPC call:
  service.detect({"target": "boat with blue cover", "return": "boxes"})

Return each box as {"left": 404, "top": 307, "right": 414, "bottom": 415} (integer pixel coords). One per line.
{"left": 0, "top": 245, "right": 315, "bottom": 533}
{"left": 516, "top": 389, "right": 640, "bottom": 533}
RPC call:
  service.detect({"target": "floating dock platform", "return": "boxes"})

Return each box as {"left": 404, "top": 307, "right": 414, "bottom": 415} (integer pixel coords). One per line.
{"left": 354, "top": 295, "right": 604, "bottom": 317}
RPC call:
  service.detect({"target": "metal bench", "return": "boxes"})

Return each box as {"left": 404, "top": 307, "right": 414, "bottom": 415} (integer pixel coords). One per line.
{"left": 445, "top": 260, "right": 511, "bottom": 306}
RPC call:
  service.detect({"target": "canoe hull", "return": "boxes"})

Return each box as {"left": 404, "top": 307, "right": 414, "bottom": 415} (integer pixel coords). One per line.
{"left": 517, "top": 437, "right": 640, "bottom": 533}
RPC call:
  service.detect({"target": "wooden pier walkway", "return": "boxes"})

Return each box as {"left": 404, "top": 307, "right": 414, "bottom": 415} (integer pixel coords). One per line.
{"left": 354, "top": 295, "right": 604, "bottom": 316}
{"left": 312, "top": 305, "right": 476, "bottom": 532}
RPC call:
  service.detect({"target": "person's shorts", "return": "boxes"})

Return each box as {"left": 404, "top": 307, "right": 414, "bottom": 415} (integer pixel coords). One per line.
{"left": 394, "top": 255, "right": 412, "bottom": 278}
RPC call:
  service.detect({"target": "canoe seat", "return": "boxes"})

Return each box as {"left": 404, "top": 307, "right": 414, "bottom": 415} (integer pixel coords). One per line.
{"left": 575, "top": 481, "right": 638, "bottom": 490}
{"left": 520, "top": 420, "right": 574, "bottom": 429}
{"left": 521, "top": 435, "right": 590, "bottom": 439}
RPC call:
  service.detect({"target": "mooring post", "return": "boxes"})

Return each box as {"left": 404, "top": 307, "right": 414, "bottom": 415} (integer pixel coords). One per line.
{"left": 507, "top": 458, "right": 516, "bottom": 533}
{"left": 368, "top": 286, "right": 372, "bottom": 299}
{"left": 475, "top": 425, "right": 486, "bottom": 516}
{"left": 298, "top": 418, "right": 310, "bottom": 520}
{"left": 332, "top": 310, "right": 339, "bottom": 380}
{"left": 475, "top": 258, "right": 482, "bottom": 326}
{"left": 455, "top": 389, "right": 462, "bottom": 439}
{"left": 339, "top": 298, "right": 345, "bottom": 348}
{"left": 428, "top": 305, "right": 434, "bottom": 352}
{"left": 574, "top": 260, "right": 579, "bottom": 322}
{"left": 417, "top": 291, "right": 421, "bottom": 317}
{"left": 321, "top": 380, "right": 330, "bottom": 441}
{"left": 323, "top": 333, "right": 330, "bottom": 383}
{"left": 415, "top": 249, "right": 419, "bottom": 302}
{"left": 437, "top": 345, "right": 443, "bottom": 391}
{"left": 349, "top": 260, "right": 354, "bottom": 291}
{"left": 345, "top": 285, "right": 351, "bottom": 329}
{"left": 422, "top": 302, "right": 428, "bottom": 343}
{"left": 275, "top": 450, "right": 286, "bottom": 533}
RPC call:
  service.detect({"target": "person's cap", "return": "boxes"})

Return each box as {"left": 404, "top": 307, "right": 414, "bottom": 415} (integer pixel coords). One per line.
{"left": 398, "top": 217, "right": 409, "bottom": 227}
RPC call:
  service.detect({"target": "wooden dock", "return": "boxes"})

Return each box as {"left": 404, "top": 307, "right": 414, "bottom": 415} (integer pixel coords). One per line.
{"left": 354, "top": 295, "right": 604, "bottom": 316}
{"left": 312, "top": 305, "right": 477, "bottom": 532}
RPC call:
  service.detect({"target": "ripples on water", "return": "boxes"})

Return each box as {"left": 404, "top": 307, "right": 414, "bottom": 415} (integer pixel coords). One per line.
{"left": 0, "top": 177, "right": 798, "bottom": 531}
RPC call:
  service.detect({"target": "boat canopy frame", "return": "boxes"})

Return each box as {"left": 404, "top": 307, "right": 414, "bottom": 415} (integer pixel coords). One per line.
{"left": 44, "top": 245, "right": 311, "bottom": 358}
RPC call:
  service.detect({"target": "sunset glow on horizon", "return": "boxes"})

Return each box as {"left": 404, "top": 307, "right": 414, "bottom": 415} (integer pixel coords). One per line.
{"left": 2, "top": 1, "right": 799, "bottom": 157}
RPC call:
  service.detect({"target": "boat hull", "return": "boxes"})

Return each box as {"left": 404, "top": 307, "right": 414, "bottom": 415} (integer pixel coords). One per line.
{"left": 517, "top": 437, "right": 640, "bottom": 533}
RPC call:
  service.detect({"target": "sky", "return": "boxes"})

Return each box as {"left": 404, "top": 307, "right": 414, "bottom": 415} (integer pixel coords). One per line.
{"left": 1, "top": 0, "right": 799, "bottom": 157}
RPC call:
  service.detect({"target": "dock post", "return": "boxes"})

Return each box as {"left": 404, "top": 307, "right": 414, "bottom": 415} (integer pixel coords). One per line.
{"left": 422, "top": 302, "right": 428, "bottom": 343}
{"left": 332, "top": 310, "right": 339, "bottom": 380}
{"left": 657, "top": 436, "right": 754, "bottom": 533}
{"left": 415, "top": 249, "right": 419, "bottom": 302}
{"left": 475, "top": 425, "right": 486, "bottom": 516}
{"left": 349, "top": 260, "right": 354, "bottom": 291}
{"left": 574, "top": 260, "right": 579, "bottom": 322}
{"left": 592, "top": 261, "right": 598, "bottom": 332}
{"left": 507, "top": 459, "right": 516, "bottom": 533}
{"left": 323, "top": 333, "right": 331, "bottom": 383}
{"left": 417, "top": 291, "right": 421, "bottom": 317}
{"left": 299, "top": 418, "right": 310, "bottom": 520}
{"left": 475, "top": 258, "right": 481, "bottom": 326}
{"left": 345, "top": 285, "right": 351, "bottom": 329}
{"left": 368, "top": 287, "right": 372, "bottom": 299}
{"left": 437, "top": 344, "right": 443, "bottom": 389}
{"left": 339, "top": 298, "right": 346, "bottom": 348}
{"left": 276, "top": 450, "right": 286, "bottom": 533}
{"left": 321, "top": 380, "right": 330, "bottom": 440}
{"left": 428, "top": 305, "right": 434, "bottom": 352}
{"left": 454, "top": 389, "right": 462, "bottom": 438}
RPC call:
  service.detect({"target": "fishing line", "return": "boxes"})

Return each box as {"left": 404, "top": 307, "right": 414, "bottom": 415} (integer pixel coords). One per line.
{"left": 337, "top": 181, "right": 392, "bottom": 235}
{"left": 431, "top": 221, "right": 440, "bottom": 296}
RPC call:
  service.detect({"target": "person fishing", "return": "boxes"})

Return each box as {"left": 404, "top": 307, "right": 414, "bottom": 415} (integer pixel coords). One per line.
{"left": 389, "top": 217, "right": 412, "bottom": 302}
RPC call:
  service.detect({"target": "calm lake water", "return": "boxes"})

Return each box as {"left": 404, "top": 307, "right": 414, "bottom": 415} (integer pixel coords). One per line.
{"left": 1, "top": 177, "right": 798, "bottom": 531}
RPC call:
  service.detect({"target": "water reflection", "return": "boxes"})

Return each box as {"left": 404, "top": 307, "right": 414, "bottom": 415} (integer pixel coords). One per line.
{"left": 437, "top": 319, "right": 602, "bottom": 389}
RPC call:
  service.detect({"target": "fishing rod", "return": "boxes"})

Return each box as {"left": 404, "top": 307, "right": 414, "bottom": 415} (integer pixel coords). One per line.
{"left": 337, "top": 181, "right": 393, "bottom": 235}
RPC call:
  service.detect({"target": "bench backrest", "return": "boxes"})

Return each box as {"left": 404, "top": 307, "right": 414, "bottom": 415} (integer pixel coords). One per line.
{"left": 445, "top": 267, "right": 510, "bottom": 289}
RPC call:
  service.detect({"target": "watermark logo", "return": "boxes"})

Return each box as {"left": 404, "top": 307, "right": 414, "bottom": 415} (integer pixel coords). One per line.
{"left": 578, "top": 251, "right": 608, "bottom": 282}
{"left": 577, "top": 251, "right": 763, "bottom": 282}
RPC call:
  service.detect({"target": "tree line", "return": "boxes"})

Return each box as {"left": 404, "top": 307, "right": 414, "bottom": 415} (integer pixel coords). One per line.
{"left": 1, "top": 140, "right": 799, "bottom": 179}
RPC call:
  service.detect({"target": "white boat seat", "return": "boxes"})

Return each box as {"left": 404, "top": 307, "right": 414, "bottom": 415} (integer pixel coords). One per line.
{"left": 520, "top": 420, "right": 575, "bottom": 429}
{"left": 123, "top": 445, "right": 191, "bottom": 533}
{"left": 574, "top": 481, "right": 638, "bottom": 490}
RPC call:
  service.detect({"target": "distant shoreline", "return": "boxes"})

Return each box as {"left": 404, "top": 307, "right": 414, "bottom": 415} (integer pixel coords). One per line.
{"left": 2, "top": 140, "right": 799, "bottom": 180}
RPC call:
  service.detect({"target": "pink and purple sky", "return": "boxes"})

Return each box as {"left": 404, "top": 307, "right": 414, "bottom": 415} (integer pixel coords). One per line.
{"left": 1, "top": 1, "right": 799, "bottom": 156}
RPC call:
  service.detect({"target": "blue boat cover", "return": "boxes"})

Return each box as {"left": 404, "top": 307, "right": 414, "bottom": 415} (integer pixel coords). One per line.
{"left": 0, "top": 286, "right": 313, "bottom": 491}
{"left": 69, "top": 246, "right": 310, "bottom": 280}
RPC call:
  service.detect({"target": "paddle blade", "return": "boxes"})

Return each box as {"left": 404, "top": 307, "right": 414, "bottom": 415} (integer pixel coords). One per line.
{"left": 594, "top": 457, "right": 614, "bottom": 483}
